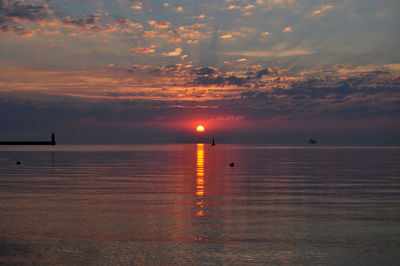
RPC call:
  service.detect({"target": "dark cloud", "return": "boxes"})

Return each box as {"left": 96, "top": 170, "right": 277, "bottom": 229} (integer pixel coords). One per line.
{"left": 193, "top": 74, "right": 249, "bottom": 86}
{"left": 194, "top": 67, "right": 216, "bottom": 75}
{"left": 0, "top": 1, "right": 48, "bottom": 23}
{"left": 61, "top": 14, "right": 100, "bottom": 28}
{"left": 0, "top": 1, "right": 113, "bottom": 35}
{"left": 0, "top": 0, "right": 49, "bottom": 34}
{"left": 193, "top": 66, "right": 250, "bottom": 86}
{"left": 254, "top": 68, "right": 276, "bottom": 79}
{"left": 194, "top": 75, "right": 225, "bottom": 85}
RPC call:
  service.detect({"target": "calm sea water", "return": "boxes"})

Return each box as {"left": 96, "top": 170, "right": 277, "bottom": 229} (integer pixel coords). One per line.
{"left": 0, "top": 144, "right": 399, "bottom": 265}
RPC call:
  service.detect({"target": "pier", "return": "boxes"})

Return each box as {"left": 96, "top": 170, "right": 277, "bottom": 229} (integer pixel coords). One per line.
{"left": 0, "top": 133, "right": 56, "bottom": 145}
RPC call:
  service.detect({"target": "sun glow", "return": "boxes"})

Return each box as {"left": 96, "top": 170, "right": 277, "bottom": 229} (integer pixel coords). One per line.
{"left": 196, "top": 125, "right": 205, "bottom": 132}
{"left": 196, "top": 143, "right": 205, "bottom": 216}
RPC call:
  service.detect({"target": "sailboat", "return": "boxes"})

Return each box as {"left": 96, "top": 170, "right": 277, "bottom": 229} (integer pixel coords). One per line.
{"left": 212, "top": 137, "right": 215, "bottom": 146}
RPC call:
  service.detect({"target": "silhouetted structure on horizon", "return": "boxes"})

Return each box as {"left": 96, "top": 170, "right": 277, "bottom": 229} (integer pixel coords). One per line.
{"left": 0, "top": 132, "right": 56, "bottom": 145}
{"left": 309, "top": 138, "right": 317, "bottom": 144}
{"left": 212, "top": 137, "right": 215, "bottom": 146}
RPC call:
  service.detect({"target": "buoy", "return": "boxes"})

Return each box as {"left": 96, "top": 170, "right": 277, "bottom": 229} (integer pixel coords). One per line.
{"left": 16, "top": 161, "right": 21, "bottom": 165}
{"left": 230, "top": 162, "right": 234, "bottom": 167}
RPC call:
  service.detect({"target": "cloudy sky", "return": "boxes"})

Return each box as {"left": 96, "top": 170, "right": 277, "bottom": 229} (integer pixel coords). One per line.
{"left": 0, "top": 0, "right": 399, "bottom": 143}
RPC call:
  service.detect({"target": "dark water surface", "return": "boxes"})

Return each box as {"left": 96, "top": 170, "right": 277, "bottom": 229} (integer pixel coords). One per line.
{"left": 0, "top": 144, "right": 399, "bottom": 265}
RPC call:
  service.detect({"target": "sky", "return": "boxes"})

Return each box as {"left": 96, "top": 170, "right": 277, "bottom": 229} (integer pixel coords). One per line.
{"left": 0, "top": 0, "right": 399, "bottom": 144}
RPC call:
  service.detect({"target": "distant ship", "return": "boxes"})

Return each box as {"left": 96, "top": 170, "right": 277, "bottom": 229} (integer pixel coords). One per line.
{"left": 0, "top": 132, "right": 56, "bottom": 145}
{"left": 212, "top": 137, "right": 215, "bottom": 146}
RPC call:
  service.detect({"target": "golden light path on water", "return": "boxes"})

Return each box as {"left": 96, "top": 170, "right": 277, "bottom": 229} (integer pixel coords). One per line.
{"left": 196, "top": 143, "right": 205, "bottom": 216}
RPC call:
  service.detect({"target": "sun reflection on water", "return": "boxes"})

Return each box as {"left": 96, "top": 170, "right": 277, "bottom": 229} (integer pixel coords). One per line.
{"left": 196, "top": 143, "right": 206, "bottom": 216}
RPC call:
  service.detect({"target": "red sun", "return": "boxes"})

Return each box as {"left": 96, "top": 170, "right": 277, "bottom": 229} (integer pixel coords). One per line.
{"left": 196, "top": 125, "right": 205, "bottom": 132}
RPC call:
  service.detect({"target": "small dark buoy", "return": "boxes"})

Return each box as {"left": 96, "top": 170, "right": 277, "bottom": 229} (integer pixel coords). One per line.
{"left": 16, "top": 161, "right": 21, "bottom": 165}
{"left": 309, "top": 138, "right": 317, "bottom": 144}
{"left": 230, "top": 162, "right": 234, "bottom": 167}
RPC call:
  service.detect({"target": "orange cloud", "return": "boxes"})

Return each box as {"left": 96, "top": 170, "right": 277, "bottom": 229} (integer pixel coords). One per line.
{"left": 220, "top": 34, "right": 232, "bottom": 39}
{"left": 141, "top": 31, "right": 157, "bottom": 37}
{"left": 131, "top": 4, "right": 143, "bottom": 10}
{"left": 154, "top": 21, "right": 170, "bottom": 29}
{"left": 283, "top": 26, "right": 292, "bottom": 32}
{"left": 187, "top": 39, "right": 198, "bottom": 45}
{"left": 312, "top": 5, "right": 335, "bottom": 15}
{"left": 18, "top": 31, "right": 36, "bottom": 37}
{"left": 227, "top": 5, "right": 240, "bottom": 10}
{"left": 129, "top": 47, "right": 156, "bottom": 54}
{"left": 169, "top": 37, "right": 182, "bottom": 43}
{"left": 244, "top": 5, "right": 255, "bottom": 10}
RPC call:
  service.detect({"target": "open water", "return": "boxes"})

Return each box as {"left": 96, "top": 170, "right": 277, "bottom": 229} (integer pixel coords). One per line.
{"left": 0, "top": 144, "right": 399, "bottom": 265}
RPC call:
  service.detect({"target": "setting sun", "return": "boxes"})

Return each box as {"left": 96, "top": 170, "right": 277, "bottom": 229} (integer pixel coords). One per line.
{"left": 196, "top": 125, "right": 205, "bottom": 132}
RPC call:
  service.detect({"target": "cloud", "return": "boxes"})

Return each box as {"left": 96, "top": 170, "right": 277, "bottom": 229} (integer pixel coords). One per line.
{"left": 283, "top": 26, "right": 292, "bottom": 32}
{"left": 147, "top": 20, "right": 170, "bottom": 29}
{"left": 0, "top": 0, "right": 50, "bottom": 36}
{"left": 1, "top": 62, "right": 399, "bottom": 131}
{"left": 129, "top": 47, "right": 156, "bottom": 54}
{"left": 0, "top": 1, "right": 49, "bottom": 23}
{"left": 162, "top": 47, "right": 182, "bottom": 56}
{"left": 227, "top": 5, "right": 240, "bottom": 10}
{"left": 237, "top": 58, "right": 247, "bottom": 62}
{"left": 154, "top": 21, "right": 170, "bottom": 29}
{"left": 176, "top": 6, "right": 183, "bottom": 13}
{"left": 254, "top": 68, "right": 282, "bottom": 78}
{"left": 131, "top": 3, "right": 143, "bottom": 10}
{"left": 226, "top": 47, "right": 313, "bottom": 57}
{"left": 116, "top": 19, "right": 142, "bottom": 28}
{"left": 194, "top": 67, "right": 216, "bottom": 75}
{"left": 168, "top": 37, "right": 182, "bottom": 43}
{"left": 18, "top": 30, "right": 35, "bottom": 37}
{"left": 312, "top": 5, "right": 335, "bottom": 15}
{"left": 147, "top": 20, "right": 156, "bottom": 26}
{"left": 193, "top": 74, "right": 249, "bottom": 86}
{"left": 220, "top": 34, "right": 232, "bottom": 39}
{"left": 244, "top": 5, "right": 255, "bottom": 10}
{"left": 385, "top": 64, "right": 400, "bottom": 72}
{"left": 192, "top": 67, "right": 250, "bottom": 87}
{"left": 40, "top": 29, "right": 60, "bottom": 36}
{"left": 61, "top": 14, "right": 100, "bottom": 28}
{"left": 141, "top": 30, "right": 157, "bottom": 37}
{"left": 58, "top": 14, "right": 117, "bottom": 33}
{"left": 256, "top": 0, "right": 296, "bottom": 8}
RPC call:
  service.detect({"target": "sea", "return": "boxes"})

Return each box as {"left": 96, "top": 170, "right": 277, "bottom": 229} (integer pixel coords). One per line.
{"left": 0, "top": 144, "right": 399, "bottom": 265}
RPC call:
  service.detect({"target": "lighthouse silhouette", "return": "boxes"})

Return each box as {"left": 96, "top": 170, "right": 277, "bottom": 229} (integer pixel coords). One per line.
{"left": 51, "top": 133, "right": 56, "bottom": 145}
